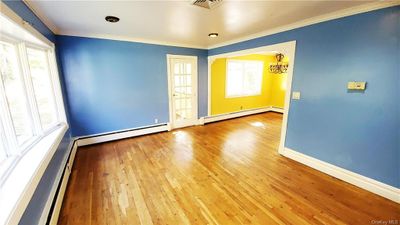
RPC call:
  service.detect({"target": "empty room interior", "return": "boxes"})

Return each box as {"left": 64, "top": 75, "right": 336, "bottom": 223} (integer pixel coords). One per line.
{"left": 0, "top": 0, "right": 399, "bottom": 224}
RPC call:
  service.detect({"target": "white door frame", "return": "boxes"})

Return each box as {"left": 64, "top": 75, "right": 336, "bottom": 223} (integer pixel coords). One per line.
{"left": 166, "top": 54, "right": 198, "bottom": 129}
{"left": 207, "top": 40, "right": 297, "bottom": 155}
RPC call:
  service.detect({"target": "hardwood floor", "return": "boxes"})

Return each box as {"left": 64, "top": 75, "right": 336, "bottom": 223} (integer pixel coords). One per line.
{"left": 58, "top": 112, "right": 400, "bottom": 225}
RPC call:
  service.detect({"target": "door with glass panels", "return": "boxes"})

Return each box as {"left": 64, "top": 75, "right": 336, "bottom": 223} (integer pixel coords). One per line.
{"left": 168, "top": 56, "right": 197, "bottom": 129}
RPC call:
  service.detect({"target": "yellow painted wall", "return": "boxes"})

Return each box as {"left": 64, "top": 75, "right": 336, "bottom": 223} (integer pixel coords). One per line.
{"left": 269, "top": 56, "right": 288, "bottom": 108}
{"left": 211, "top": 54, "right": 287, "bottom": 115}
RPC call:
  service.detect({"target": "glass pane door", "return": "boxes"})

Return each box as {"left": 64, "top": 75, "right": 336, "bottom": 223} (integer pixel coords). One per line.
{"left": 169, "top": 57, "right": 197, "bottom": 128}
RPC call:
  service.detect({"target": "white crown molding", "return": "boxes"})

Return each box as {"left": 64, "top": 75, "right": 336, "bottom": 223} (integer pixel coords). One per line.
{"left": 282, "top": 147, "right": 400, "bottom": 203}
{"left": 208, "top": 1, "right": 400, "bottom": 49}
{"left": 58, "top": 31, "right": 208, "bottom": 49}
{"left": 22, "top": 0, "right": 59, "bottom": 34}
{"left": 15, "top": 1, "right": 399, "bottom": 50}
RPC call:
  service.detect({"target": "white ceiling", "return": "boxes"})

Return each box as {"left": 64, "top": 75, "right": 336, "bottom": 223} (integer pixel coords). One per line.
{"left": 25, "top": 0, "right": 380, "bottom": 49}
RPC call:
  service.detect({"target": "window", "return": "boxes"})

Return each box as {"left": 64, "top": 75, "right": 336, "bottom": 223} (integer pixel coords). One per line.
{"left": 0, "top": 126, "right": 6, "bottom": 164}
{"left": 226, "top": 59, "right": 264, "bottom": 98}
{"left": 0, "top": 18, "right": 65, "bottom": 182}
{"left": 0, "top": 6, "right": 68, "bottom": 224}
{"left": 27, "top": 48, "right": 58, "bottom": 130}
{"left": 0, "top": 42, "right": 34, "bottom": 145}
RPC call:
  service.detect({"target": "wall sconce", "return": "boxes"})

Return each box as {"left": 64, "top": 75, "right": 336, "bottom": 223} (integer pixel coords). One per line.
{"left": 269, "top": 53, "right": 288, "bottom": 74}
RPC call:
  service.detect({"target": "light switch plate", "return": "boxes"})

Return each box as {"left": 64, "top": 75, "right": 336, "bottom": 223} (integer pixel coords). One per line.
{"left": 348, "top": 81, "right": 366, "bottom": 90}
{"left": 292, "top": 91, "right": 301, "bottom": 100}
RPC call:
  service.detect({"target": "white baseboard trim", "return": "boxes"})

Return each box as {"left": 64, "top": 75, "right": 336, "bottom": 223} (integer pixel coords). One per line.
{"left": 204, "top": 106, "right": 283, "bottom": 124}
{"left": 48, "top": 142, "right": 78, "bottom": 225}
{"left": 197, "top": 117, "right": 205, "bottom": 125}
{"left": 48, "top": 167, "right": 70, "bottom": 225}
{"left": 282, "top": 147, "right": 400, "bottom": 203}
{"left": 37, "top": 140, "right": 76, "bottom": 225}
{"left": 76, "top": 124, "right": 169, "bottom": 147}
{"left": 270, "top": 107, "right": 284, "bottom": 113}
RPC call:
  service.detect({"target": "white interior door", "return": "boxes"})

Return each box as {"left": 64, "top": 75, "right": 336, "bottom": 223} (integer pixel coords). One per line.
{"left": 167, "top": 55, "right": 198, "bottom": 129}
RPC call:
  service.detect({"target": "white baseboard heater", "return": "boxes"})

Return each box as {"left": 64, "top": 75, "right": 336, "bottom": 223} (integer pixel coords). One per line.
{"left": 76, "top": 123, "right": 169, "bottom": 146}
{"left": 46, "top": 141, "right": 77, "bottom": 225}
{"left": 204, "top": 106, "right": 283, "bottom": 124}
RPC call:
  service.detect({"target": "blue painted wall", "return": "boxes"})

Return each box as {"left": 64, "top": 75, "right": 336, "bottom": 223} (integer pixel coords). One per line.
{"left": 2, "top": 1, "right": 73, "bottom": 224}
{"left": 210, "top": 6, "right": 400, "bottom": 188}
{"left": 57, "top": 35, "right": 208, "bottom": 137}
{"left": 4, "top": 5, "right": 399, "bottom": 223}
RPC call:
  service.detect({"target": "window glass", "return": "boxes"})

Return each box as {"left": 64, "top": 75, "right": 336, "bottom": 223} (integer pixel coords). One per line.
{"left": 27, "top": 48, "right": 57, "bottom": 130}
{"left": 0, "top": 137, "right": 6, "bottom": 166}
{"left": 0, "top": 12, "right": 65, "bottom": 192}
{"left": 0, "top": 121, "right": 7, "bottom": 167}
{"left": 0, "top": 42, "right": 33, "bottom": 144}
{"left": 226, "top": 60, "right": 263, "bottom": 98}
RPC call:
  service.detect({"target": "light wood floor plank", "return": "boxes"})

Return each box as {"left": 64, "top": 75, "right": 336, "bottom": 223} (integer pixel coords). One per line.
{"left": 58, "top": 113, "right": 400, "bottom": 225}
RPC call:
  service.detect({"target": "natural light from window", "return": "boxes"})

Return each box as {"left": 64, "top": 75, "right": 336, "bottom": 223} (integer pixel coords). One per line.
{"left": 226, "top": 59, "right": 263, "bottom": 98}
{"left": 0, "top": 13, "right": 65, "bottom": 183}
{"left": 0, "top": 9, "right": 67, "bottom": 224}
{"left": 0, "top": 42, "right": 34, "bottom": 145}
{"left": 27, "top": 48, "right": 58, "bottom": 130}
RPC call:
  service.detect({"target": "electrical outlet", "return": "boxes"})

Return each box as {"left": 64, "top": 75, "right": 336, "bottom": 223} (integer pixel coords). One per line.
{"left": 240, "top": 106, "right": 243, "bottom": 110}
{"left": 347, "top": 81, "right": 366, "bottom": 90}
{"left": 292, "top": 92, "right": 301, "bottom": 100}
{"left": 154, "top": 118, "right": 158, "bottom": 123}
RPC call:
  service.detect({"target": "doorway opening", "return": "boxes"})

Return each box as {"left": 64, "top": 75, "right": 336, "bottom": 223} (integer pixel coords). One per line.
{"left": 207, "top": 41, "right": 296, "bottom": 153}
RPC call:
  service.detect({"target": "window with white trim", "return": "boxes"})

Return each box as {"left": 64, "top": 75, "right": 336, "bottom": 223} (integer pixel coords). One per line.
{"left": 0, "top": 15, "right": 66, "bottom": 182}
{"left": 226, "top": 59, "right": 264, "bottom": 98}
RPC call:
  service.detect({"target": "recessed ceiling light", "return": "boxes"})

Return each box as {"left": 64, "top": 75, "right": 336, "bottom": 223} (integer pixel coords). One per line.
{"left": 105, "top": 16, "right": 120, "bottom": 23}
{"left": 208, "top": 33, "right": 218, "bottom": 38}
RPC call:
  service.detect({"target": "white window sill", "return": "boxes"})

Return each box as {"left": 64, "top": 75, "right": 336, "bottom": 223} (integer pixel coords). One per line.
{"left": 0, "top": 123, "right": 68, "bottom": 225}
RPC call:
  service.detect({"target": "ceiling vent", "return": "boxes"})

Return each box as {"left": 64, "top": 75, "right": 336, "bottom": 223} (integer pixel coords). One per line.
{"left": 191, "top": 0, "right": 222, "bottom": 9}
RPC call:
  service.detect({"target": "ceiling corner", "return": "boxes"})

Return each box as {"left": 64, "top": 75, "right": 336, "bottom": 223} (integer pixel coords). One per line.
{"left": 23, "top": 0, "right": 60, "bottom": 34}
